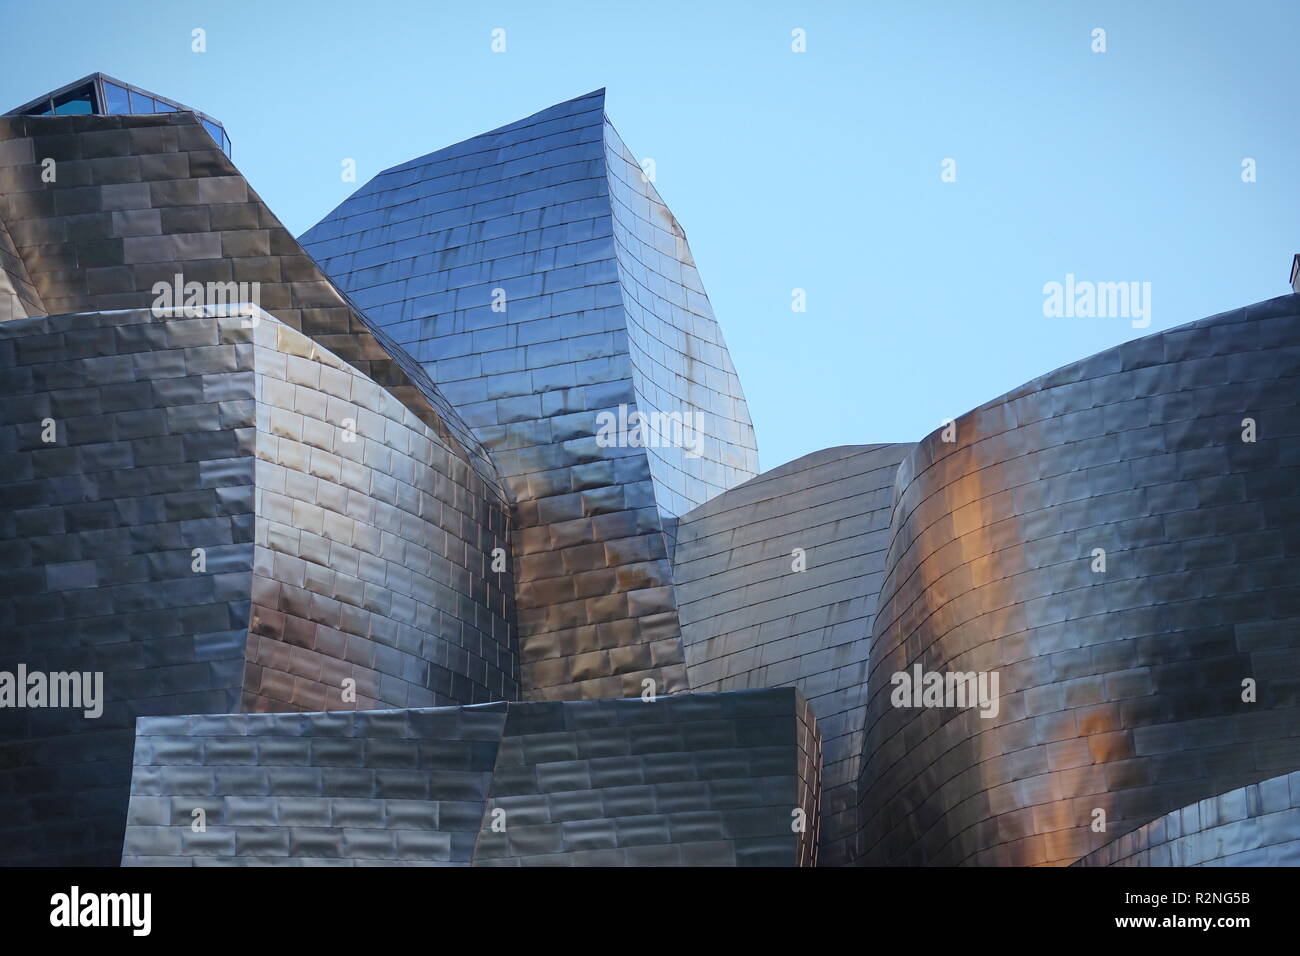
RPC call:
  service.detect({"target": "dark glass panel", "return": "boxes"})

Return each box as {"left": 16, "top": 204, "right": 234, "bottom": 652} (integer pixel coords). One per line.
{"left": 52, "top": 85, "right": 95, "bottom": 115}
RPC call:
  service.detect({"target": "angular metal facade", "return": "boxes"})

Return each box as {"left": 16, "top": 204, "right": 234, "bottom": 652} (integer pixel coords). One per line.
{"left": 301, "top": 90, "right": 758, "bottom": 702}
{"left": 1, "top": 87, "right": 1297, "bottom": 869}
{"left": 0, "top": 111, "right": 495, "bottom": 483}
{"left": 0, "top": 307, "right": 252, "bottom": 865}
{"left": 601, "top": 117, "right": 760, "bottom": 528}
{"left": 0, "top": 207, "right": 42, "bottom": 320}
{"left": 120, "top": 689, "right": 819, "bottom": 866}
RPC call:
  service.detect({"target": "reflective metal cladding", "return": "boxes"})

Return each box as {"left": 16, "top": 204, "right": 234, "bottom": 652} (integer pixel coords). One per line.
{"left": 301, "top": 90, "right": 759, "bottom": 703}
{"left": 854, "top": 296, "right": 1300, "bottom": 866}
{"left": 1, "top": 84, "right": 1298, "bottom": 868}
{"left": 120, "top": 689, "right": 819, "bottom": 866}
{"left": 672, "top": 444, "right": 913, "bottom": 866}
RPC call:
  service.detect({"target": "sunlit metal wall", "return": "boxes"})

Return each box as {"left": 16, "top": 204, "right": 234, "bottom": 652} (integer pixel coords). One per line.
{"left": 302, "top": 91, "right": 759, "bottom": 701}
{"left": 856, "top": 296, "right": 1300, "bottom": 865}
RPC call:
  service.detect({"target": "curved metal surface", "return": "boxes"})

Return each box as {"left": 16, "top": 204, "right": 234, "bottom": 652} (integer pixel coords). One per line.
{"left": 672, "top": 444, "right": 912, "bottom": 865}
{"left": 0, "top": 111, "right": 499, "bottom": 492}
{"left": 1074, "top": 771, "right": 1300, "bottom": 867}
{"left": 855, "top": 295, "right": 1300, "bottom": 866}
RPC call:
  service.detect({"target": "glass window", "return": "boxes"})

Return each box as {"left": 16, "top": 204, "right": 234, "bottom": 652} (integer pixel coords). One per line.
{"left": 153, "top": 99, "right": 176, "bottom": 112}
{"left": 128, "top": 89, "right": 153, "bottom": 113}
{"left": 201, "top": 118, "right": 223, "bottom": 145}
{"left": 102, "top": 81, "right": 130, "bottom": 114}
{"left": 26, "top": 100, "right": 52, "bottom": 116}
{"left": 52, "top": 86, "right": 95, "bottom": 114}
{"left": 222, "top": 131, "right": 232, "bottom": 156}
{"left": 53, "top": 98, "right": 94, "bottom": 114}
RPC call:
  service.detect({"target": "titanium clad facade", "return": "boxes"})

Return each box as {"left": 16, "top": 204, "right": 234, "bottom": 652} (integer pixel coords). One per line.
{"left": 856, "top": 295, "right": 1300, "bottom": 867}
{"left": 243, "top": 314, "right": 516, "bottom": 713}
{"left": 0, "top": 306, "right": 514, "bottom": 865}
{"left": 0, "top": 308, "right": 254, "bottom": 865}
{"left": 120, "top": 689, "right": 819, "bottom": 866}
{"left": 122, "top": 705, "right": 509, "bottom": 866}
{"left": 475, "top": 688, "right": 819, "bottom": 866}
{"left": 0, "top": 111, "right": 497, "bottom": 488}
{"left": 301, "top": 90, "right": 759, "bottom": 702}
{"left": 3, "top": 81, "right": 1299, "bottom": 870}
{"left": 672, "top": 444, "right": 912, "bottom": 866}
{"left": 1074, "top": 771, "right": 1300, "bottom": 867}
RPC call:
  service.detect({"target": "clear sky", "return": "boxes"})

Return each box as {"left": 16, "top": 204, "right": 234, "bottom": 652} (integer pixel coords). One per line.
{"left": 2, "top": 0, "right": 1296, "bottom": 471}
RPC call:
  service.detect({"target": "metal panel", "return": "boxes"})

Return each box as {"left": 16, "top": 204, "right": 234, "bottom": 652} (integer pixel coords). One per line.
{"left": 0, "top": 111, "right": 498, "bottom": 492}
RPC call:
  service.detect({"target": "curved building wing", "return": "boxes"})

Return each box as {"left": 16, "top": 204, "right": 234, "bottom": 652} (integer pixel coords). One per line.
{"left": 855, "top": 295, "right": 1300, "bottom": 866}
{"left": 672, "top": 444, "right": 912, "bottom": 865}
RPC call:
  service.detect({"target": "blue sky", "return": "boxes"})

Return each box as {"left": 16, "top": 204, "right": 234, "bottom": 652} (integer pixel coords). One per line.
{"left": 2, "top": 0, "right": 1296, "bottom": 470}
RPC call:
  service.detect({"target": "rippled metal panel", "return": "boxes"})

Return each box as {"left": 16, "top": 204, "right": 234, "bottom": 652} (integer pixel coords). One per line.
{"left": 122, "top": 705, "right": 508, "bottom": 866}
{"left": 856, "top": 295, "right": 1300, "bottom": 866}
{"left": 672, "top": 444, "right": 911, "bottom": 865}
{"left": 120, "top": 688, "right": 817, "bottom": 866}
{"left": 0, "top": 307, "right": 514, "bottom": 865}
{"left": 1074, "top": 771, "right": 1300, "bottom": 867}
{"left": 301, "top": 91, "right": 759, "bottom": 701}
{"left": 475, "top": 688, "right": 817, "bottom": 866}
